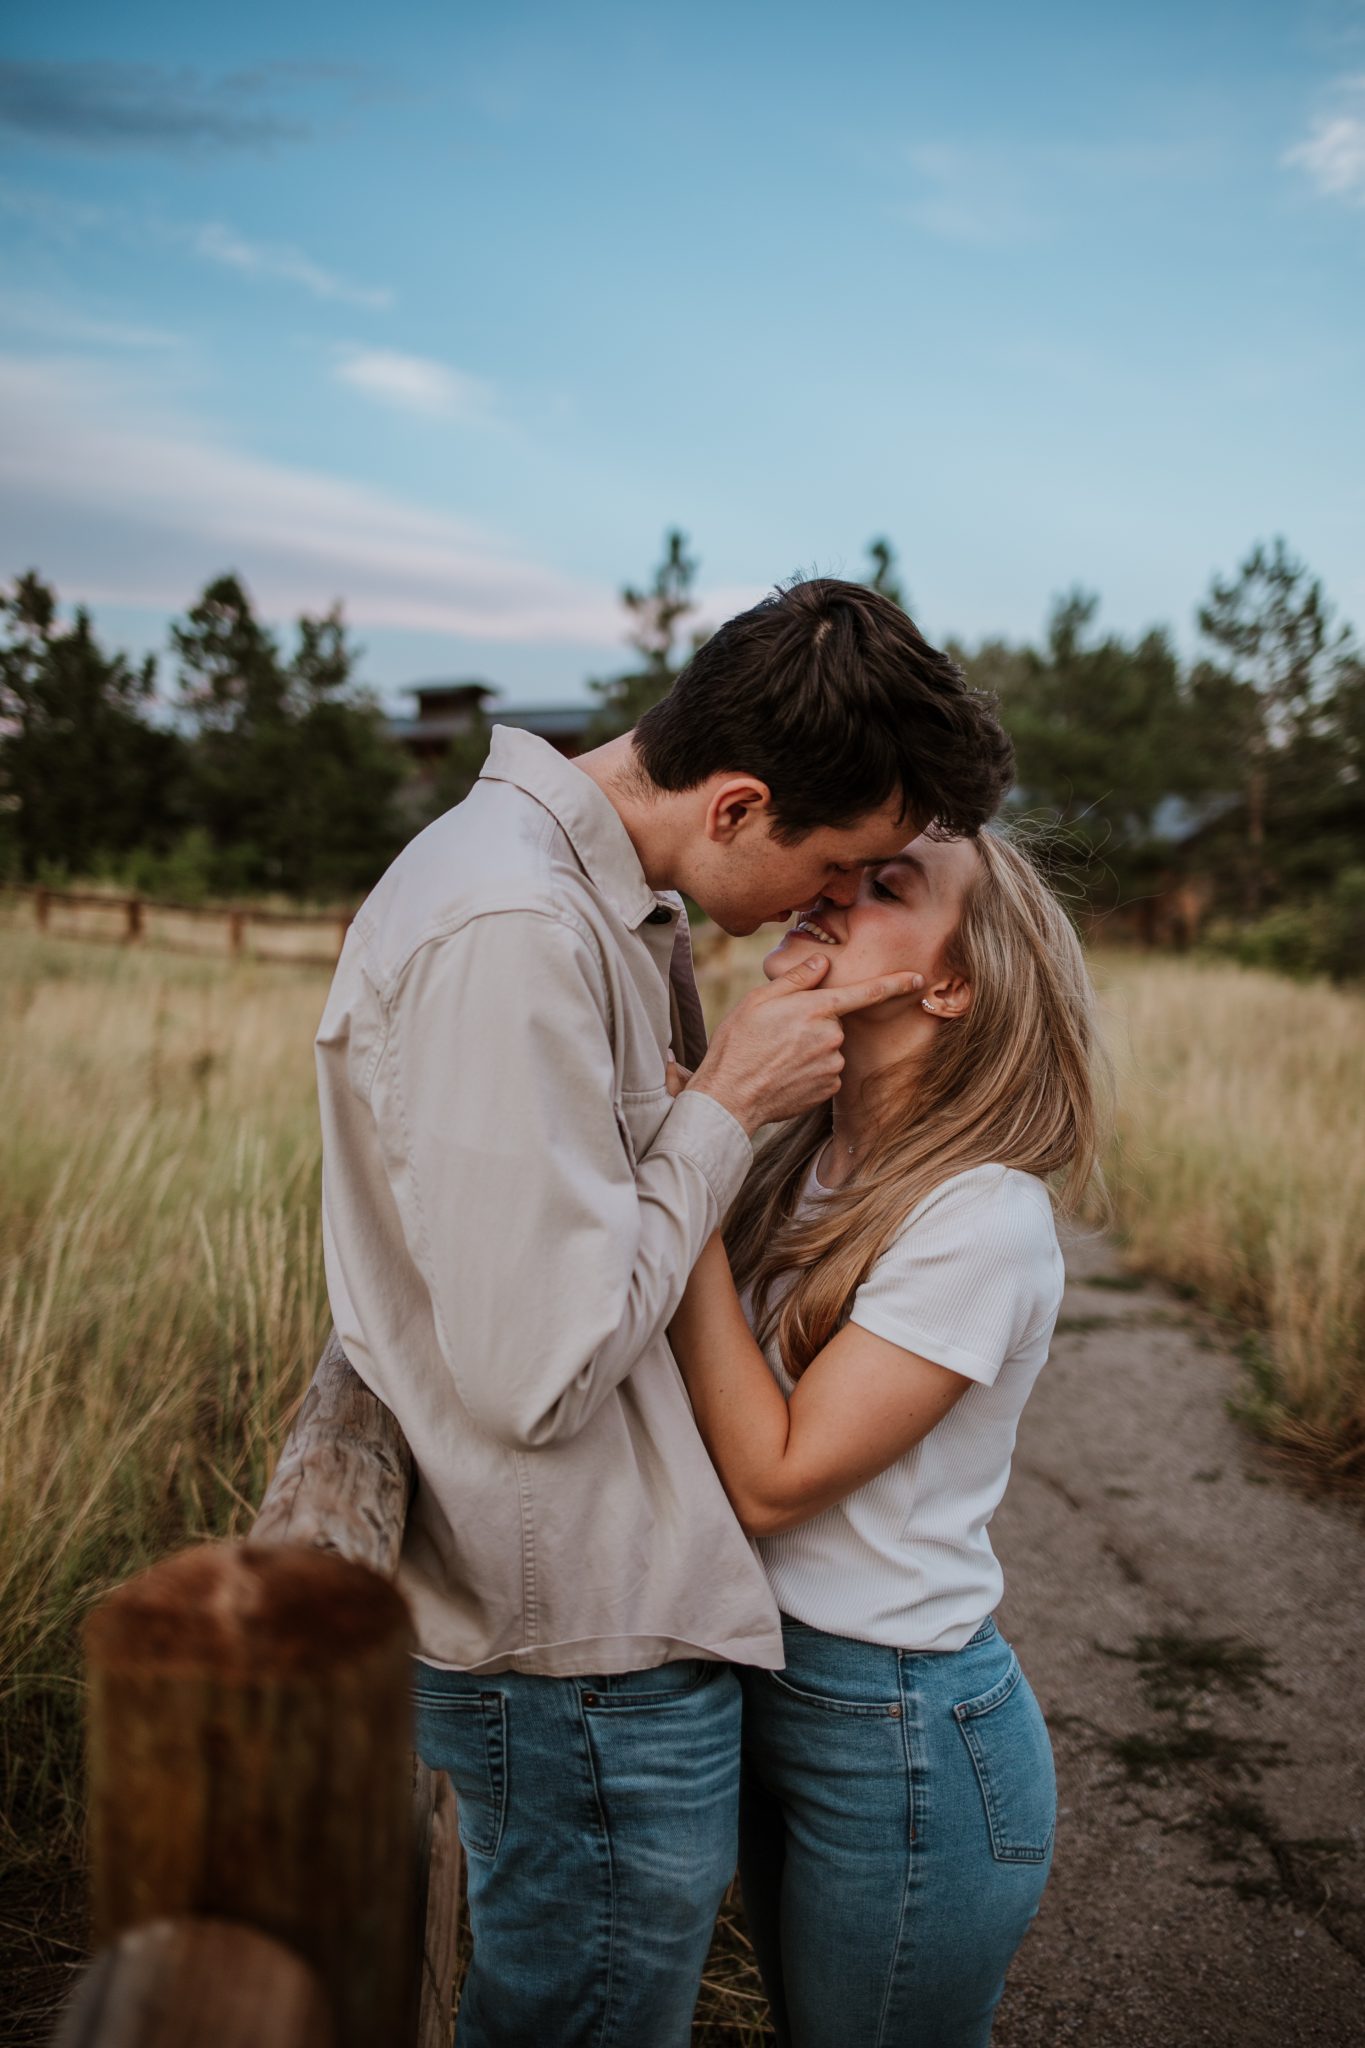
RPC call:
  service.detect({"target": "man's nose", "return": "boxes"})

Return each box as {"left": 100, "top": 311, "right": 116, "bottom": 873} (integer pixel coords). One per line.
{"left": 821, "top": 872, "right": 862, "bottom": 907}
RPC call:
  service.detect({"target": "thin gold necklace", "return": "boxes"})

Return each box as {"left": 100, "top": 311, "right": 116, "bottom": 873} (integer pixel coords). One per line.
{"left": 830, "top": 1114, "right": 871, "bottom": 1162}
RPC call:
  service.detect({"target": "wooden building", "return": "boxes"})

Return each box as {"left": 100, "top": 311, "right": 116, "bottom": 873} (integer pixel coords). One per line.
{"left": 389, "top": 682, "right": 595, "bottom": 778}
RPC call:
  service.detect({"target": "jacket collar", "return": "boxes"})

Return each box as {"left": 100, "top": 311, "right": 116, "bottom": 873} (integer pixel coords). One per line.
{"left": 479, "top": 725, "right": 664, "bottom": 930}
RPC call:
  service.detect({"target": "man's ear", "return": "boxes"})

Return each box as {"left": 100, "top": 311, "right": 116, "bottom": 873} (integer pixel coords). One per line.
{"left": 702, "top": 775, "right": 773, "bottom": 843}
{"left": 923, "top": 973, "right": 972, "bottom": 1019}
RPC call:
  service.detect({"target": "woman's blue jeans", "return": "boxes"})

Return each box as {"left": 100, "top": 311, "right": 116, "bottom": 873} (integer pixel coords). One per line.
{"left": 739, "top": 1616, "right": 1056, "bottom": 2048}
{"left": 412, "top": 1656, "right": 740, "bottom": 2048}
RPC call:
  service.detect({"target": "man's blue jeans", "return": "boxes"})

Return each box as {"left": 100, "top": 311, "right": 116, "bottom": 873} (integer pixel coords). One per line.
{"left": 738, "top": 1616, "right": 1055, "bottom": 2048}
{"left": 412, "top": 1656, "right": 741, "bottom": 2047}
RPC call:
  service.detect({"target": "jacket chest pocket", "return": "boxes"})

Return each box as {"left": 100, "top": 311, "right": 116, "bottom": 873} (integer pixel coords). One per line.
{"left": 615, "top": 1084, "right": 670, "bottom": 1166}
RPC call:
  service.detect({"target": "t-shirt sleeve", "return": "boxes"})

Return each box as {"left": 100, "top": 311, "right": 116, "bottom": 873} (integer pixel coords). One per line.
{"left": 847, "top": 1168, "right": 1062, "bottom": 1387}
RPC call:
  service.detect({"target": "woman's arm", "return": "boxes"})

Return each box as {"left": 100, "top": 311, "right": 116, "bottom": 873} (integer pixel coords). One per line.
{"left": 668, "top": 1234, "right": 970, "bottom": 1538}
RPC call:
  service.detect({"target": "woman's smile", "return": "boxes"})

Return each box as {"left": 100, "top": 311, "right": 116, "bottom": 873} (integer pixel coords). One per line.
{"left": 766, "top": 834, "right": 983, "bottom": 1001}
{"left": 789, "top": 911, "right": 842, "bottom": 945}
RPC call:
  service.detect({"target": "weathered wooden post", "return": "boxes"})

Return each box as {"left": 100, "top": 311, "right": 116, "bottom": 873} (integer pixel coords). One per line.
{"left": 35, "top": 884, "right": 50, "bottom": 931}
{"left": 53, "top": 1918, "right": 335, "bottom": 2048}
{"left": 125, "top": 897, "right": 144, "bottom": 945}
{"left": 53, "top": 1334, "right": 461, "bottom": 2048}
{"left": 228, "top": 908, "right": 246, "bottom": 958}
{"left": 251, "top": 1329, "right": 463, "bottom": 2048}
{"left": 84, "top": 1541, "right": 415, "bottom": 2048}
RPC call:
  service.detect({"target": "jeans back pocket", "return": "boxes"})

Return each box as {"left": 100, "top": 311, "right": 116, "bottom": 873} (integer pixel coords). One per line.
{"left": 412, "top": 1689, "right": 508, "bottom": 1861}
{"left": 953, "top": 1653, "right": 1056, "bottom": 1864}
{"left": 581, "top": 1658, "right": 718, "bottom": 1707}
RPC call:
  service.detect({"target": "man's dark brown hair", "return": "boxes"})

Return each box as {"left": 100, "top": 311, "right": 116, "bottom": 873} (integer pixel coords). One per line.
{"left": 634, "top": 577, "right": 1013, "bottom": 841}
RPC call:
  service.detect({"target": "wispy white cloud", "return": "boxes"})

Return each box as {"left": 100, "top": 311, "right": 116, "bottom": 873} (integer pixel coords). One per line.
{"left": 901, "top": 143, "right": 1042, "bottom": 247}
{"left": 898, "top": 135, "right": 1216, "bottom": 247}
{"left": 0, "top": 179, "right": 395, "bottom": 313}
{"left": 1283, "top": 77, "right": 1365, "bottom": 204}
{"left": 0, "top": 177, "right": 108, "bottom": 241}
{"left": 0, "top": 354, "right": 619, "bottom": 644}
{"left": 193, "top": 222, "right": 393, "bottom": 309}
{"left": 332, "top": 346, "right": 491, "bottom": 419}
{"left": 0, "top": 289, "right": 181, "bottom": 351}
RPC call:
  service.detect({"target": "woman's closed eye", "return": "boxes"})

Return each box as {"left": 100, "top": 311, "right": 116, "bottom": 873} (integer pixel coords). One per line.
{"left": 870, "top": 876, "right": 899, "bottom": 901}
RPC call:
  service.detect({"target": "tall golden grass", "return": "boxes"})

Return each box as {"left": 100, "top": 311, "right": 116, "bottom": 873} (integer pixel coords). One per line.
{"left": 1, "top": 930, "right": 329, "bottom": 1871}
{"left": 1, "top": 928, "right": 1361, "bottom": 2031}
{"left": 1099, "top": 952, "right": 1365, "bottom": 1471}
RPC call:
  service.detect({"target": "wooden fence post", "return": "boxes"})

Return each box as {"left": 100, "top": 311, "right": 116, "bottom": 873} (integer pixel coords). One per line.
{"left": 251, "top": 1329, "right": 463, "bottom": 2048}
{"left": 125, "top": 897, "right": 144, "bottom": 945}
{"left": 228, "top": 909, "right": 247, "bottom": 958}
{"left": 84, "top": 1542, "right": 415, "bottom": 2048}
{"left": 35, "top": 885, "right": 50, "bottom": 931}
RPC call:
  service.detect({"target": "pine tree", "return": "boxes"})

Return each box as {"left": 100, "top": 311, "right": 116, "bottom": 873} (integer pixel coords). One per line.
{"left": 589, "top": 531, "right": 703, "bottom": 739}
{"left": 1197, "top": 538, "right": 1356, "bottom": 913}
{"left": 863, "top": 537, "right": 909, "bottom": 612}
{"left": 173, "top": 574, "right": 405, "bottom": 897}
{"left": 0, "top": 572, "right": 187, "bottom": 879}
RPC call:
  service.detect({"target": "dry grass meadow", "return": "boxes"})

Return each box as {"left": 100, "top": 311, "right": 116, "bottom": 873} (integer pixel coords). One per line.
{"left": 1102, "top": 954, "right": 1365, "bottom": 1472}
{"left": 0, "top": 928, "right": 329, "bottom": 2036}
{"left": 2, "top": 918, "right": 1363, "bottom": 2036}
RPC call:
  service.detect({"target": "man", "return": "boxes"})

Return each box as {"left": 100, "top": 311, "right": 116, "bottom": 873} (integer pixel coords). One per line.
{"left": 315, "top": 577, "right": 1013, "bottom": 2046}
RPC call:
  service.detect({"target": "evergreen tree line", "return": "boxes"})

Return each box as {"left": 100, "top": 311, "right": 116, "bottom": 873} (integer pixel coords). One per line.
{"left": 3, "top": 541, "right": 1363, "bottom": 971}
{"left": 589, "top": 534, "right": 1365, "bottom": 975}
{"left": 0, "top": 572, "right": 404, "bottom": 900}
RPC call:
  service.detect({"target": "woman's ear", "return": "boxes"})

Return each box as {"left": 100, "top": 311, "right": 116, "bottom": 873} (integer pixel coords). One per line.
{"left": 921, "top": 974, "right": 971, "bottom": 1020}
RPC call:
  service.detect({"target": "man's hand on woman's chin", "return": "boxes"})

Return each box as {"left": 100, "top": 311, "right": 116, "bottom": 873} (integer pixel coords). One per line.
{"left": 684, "top": 951, "right": 924, "bottom": 1134}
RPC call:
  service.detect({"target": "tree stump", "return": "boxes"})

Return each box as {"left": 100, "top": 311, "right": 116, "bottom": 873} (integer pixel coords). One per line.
{"left": 85, "top": 1542, "right": 414, "bottom": 2048}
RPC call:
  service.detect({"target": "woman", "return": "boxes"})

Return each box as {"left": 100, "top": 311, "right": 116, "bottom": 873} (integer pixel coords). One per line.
{"left": 667, "top": 826, "right": 1105, "bottom": 2048}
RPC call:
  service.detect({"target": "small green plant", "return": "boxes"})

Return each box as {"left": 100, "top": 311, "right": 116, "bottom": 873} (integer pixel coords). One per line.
{"left": 1108, "top": 1723, "right": 1282, "bottom": 1786}
{"left": 1229, "top": 1333, "right": 1287, "bottom": 1441}
{"left": 1118, "top": 1632, "right": 1281, "bottom": 1714}
{"left": 1202, "top": 870, "right": 1365, "bottom": 986}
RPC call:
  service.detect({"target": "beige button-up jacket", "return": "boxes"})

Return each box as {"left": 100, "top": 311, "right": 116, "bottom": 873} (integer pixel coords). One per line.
{"left": 316, "top": 726, "right": 785, "bottom": 1674}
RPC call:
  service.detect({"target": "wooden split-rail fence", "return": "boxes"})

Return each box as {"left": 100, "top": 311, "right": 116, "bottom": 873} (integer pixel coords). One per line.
{"left": 7, "top": 883, "right": 750, "bottom": 997}
{"left": 9, "top": 883, "right": 354, "bottom": 966}
{"left": 52, "top": 1334, "right": 462, "bottom": 2048}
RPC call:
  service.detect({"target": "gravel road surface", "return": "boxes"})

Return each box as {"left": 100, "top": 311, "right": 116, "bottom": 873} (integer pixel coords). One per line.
{"left": 992, "top": 1233, "right": 1365, "bottom": 2047}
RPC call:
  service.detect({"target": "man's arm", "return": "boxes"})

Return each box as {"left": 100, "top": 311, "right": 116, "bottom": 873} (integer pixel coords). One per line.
{"left": 371, "top": 907, "right": 752, "bottom": 1450}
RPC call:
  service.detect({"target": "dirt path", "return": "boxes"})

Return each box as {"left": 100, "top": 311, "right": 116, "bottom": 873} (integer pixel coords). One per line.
{"left": 991, "top": 1233, "right": 1365, "bottom": 2047}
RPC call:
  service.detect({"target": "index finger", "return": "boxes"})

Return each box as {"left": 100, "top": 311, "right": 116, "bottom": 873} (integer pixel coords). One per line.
{"left": 822, "top": 970, "right": 924, "bottom": 1016}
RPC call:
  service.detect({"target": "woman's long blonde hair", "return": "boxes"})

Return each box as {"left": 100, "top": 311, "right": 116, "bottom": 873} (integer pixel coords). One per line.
{"left": 726, "top": 830, "right": 1110, "bottom": 1378}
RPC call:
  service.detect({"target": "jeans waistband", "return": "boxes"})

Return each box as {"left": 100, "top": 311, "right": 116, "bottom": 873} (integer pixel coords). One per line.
{"left": 778, "top": 1613, "right": 999, "bottom": 1655}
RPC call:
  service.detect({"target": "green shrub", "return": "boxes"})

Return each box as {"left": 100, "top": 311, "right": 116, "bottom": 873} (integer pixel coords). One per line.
{"left": 1203, "top": 873, "right": 1365, "bottom": 985}
{"left": 1322, "top": 868, "right": 1365, "bottom": 984}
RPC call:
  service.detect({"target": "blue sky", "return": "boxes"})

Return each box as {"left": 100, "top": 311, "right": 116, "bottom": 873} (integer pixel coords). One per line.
{"left": 1, "top": 1, "right": 1363, "bottom": 710}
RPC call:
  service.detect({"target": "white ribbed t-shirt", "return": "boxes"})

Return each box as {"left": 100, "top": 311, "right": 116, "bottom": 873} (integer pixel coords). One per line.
{"left": 753, "top": 1160, "right": 1065, "bottom": 1653}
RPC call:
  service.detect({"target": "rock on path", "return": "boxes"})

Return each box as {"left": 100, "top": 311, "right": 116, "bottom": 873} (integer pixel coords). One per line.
{"left": 992, "top": 1232, "right": 1365, "bottom": 2048}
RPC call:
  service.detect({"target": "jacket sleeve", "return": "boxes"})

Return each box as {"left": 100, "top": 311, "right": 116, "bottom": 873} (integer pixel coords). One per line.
{"left": 370, "top": 907, "right": 752, "bottom": 1448}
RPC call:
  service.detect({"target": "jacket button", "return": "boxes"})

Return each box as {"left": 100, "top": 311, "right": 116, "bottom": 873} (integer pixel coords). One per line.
{"left": 583, "top": 1691, "right": 597, "bottom": 1705}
